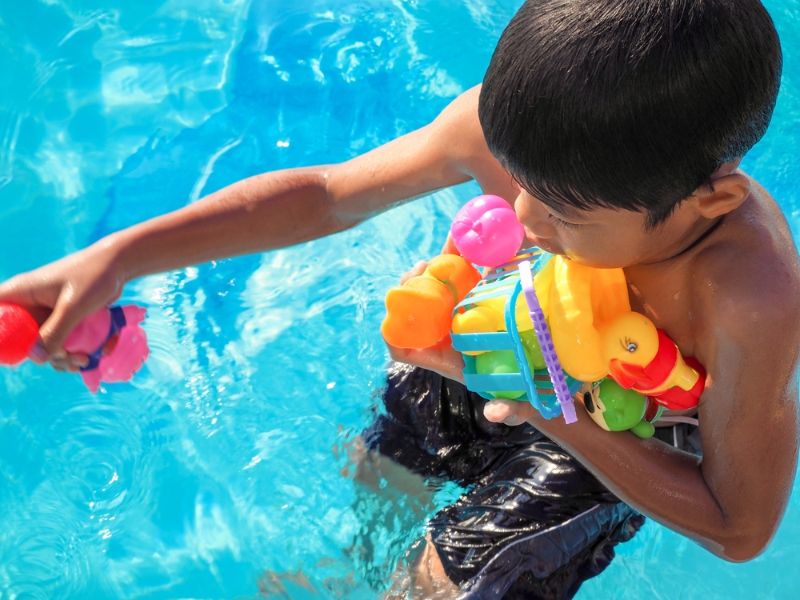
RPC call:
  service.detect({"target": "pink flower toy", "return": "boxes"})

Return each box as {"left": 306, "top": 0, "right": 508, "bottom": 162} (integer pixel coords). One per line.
{"left": 64, "top": 305, "right": 149, "bottom": 392}
{"left": 450, "top": 195, "right": 525, "bottom": 267}
{"left": 0, "top": 302, "right": 149, "bottom": 393}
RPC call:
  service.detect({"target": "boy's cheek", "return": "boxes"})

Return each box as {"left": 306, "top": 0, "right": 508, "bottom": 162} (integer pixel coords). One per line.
{"left": 560, "top": 236, "right": 636, "bottom": 268}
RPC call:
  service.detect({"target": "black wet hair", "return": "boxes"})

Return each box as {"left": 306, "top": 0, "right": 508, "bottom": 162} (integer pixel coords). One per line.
{"left": 479, "top": 0, "right": 782, "bottom": 228}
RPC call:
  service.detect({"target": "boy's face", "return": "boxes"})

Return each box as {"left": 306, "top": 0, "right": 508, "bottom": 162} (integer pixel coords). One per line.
{"left": 514, "top": 189, "right": 693, "bottom": 268}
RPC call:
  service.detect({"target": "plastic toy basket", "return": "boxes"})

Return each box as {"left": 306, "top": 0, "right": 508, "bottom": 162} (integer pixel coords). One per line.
{"left": 450, "top": 248, "right": 581, "bottom": 420}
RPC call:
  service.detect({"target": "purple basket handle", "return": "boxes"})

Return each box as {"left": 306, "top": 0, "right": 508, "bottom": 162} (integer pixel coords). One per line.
{"left": 518, "top": 261, "right": 578, "bottom": 424}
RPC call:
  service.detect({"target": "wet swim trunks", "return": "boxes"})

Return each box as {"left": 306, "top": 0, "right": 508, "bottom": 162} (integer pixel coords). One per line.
{"left": 364, "top": 363, "right": 699, "bottom": 599}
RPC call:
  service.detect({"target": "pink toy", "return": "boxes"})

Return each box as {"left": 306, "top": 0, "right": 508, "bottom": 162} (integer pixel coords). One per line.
{"left": 63, "top": 305, "right": 149, "bottom": 392}
{"left": 450, "top": 195, "right": 525, "bottom": 267}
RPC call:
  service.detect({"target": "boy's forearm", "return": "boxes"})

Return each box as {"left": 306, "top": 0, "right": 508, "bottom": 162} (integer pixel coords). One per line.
{"left": 108, "top": 167, "right": 344, "bottom": 282}
{"left": 528, "top": 409, "right": 752, "bottom": 560}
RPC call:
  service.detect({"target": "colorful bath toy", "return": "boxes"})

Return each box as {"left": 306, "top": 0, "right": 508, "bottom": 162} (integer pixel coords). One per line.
{"left": 518, "top": 259, "right": 578, "bottom": 422}
{"left": 64, "top": 305, "right": 150, "bottom": 392}
{"left": 458, "top": 254, "right": 706, "bottom": 412}
{"left": 0, "top": 301, "right": 150, "bottom": 392}
{"left": 546, "top": 258, "right": 631, "bottom": 381}
{"left": 475, "top": 350, "right": 526, "bottom": 400}
{"left": 383, "top": 193, "right": 707, "bottom": 425}
{"left": 0, "top": 302, "right": 39, "bottom": 364}
{"left": 450, "top": 195, "right": 525, "bottom": 267}
{"left": 452, "top": 196, "right": 707, "bottom": 417}
{"left": 382, "top": 254, "right": 481, "bottom": 349}
{"left": 451, "top": 248, "right": 581, "bottom": 421}
{"left": 581, "top": 379, "right": 663, "bottom": 439}
{"left": 547, "top": 260, "right": 706, "bottom": 410}
{"left": 602, "top": 312, "right": 706, "bottom": 411}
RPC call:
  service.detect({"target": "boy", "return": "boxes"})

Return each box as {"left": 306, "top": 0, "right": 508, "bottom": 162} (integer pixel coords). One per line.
{"left": 1, "top": 0, "right": 798, "bottom": 597}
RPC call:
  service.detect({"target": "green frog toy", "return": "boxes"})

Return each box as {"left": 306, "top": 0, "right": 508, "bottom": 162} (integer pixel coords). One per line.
{"left": 581, "top": 379, "right": 664, "bottom": 439}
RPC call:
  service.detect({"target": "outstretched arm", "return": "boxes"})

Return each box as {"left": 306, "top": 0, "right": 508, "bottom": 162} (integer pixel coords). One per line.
{"left": 0, "top": 88, "right": 483, "bottom": 363}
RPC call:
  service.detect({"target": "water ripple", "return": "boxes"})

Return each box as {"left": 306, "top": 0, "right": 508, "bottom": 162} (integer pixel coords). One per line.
{"left": 1, "top": 1, "right": 799, "bottom": 598}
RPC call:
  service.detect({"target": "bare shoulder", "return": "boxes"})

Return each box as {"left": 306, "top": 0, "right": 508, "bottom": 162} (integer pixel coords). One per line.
{"left": 432, "top": 85, "right": 516, "bottom": 190}
{"left": 431, "top": 85, "right": 485, "bottom": 157}
{"left": 691, "top": 179, "right": 800, "bottom": 339}
{"left": 690, "top": 179, "right": 799, "bottom": 556}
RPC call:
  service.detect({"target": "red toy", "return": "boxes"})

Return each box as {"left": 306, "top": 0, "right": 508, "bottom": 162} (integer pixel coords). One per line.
{"left": 608, "top": 329, "right": 706, "bottom": 411}
{"left": 0, "top": 302, "right": 39, "bottom": 365}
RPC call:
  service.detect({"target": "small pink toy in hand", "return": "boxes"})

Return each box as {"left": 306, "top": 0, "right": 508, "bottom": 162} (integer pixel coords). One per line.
{"left": 0, "top": 302, "right": 149, "bottom": 392}
{"left": 62, "top": 305, "right": 149, "bottom": 392}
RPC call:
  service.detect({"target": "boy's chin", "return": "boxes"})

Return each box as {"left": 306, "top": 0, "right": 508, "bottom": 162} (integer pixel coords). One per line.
{"left": 561, "top": 252, "right": 635, "bottom": 269}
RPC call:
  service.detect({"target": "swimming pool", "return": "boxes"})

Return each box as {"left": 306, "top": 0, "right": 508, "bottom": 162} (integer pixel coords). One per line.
{"left": 0, "top": 1, "right": 798, "bottom": 597}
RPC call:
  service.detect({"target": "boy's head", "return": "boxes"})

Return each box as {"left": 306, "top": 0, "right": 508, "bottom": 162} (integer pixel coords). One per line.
{"left": 478, "top": 0, "right": 782, "bottom": 267}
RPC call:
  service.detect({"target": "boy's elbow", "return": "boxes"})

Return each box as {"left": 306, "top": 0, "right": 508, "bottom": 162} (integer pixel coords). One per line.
{"left": 718, "top": 540, "right": 766, "bottom": 563}
{"left": 711, "top": 523, "right": 775, "bottom": 563}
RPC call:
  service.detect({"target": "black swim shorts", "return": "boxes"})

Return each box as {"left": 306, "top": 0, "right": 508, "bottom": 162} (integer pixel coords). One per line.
{"left": 364, "top": 363, "right": 699, "bottom": 599}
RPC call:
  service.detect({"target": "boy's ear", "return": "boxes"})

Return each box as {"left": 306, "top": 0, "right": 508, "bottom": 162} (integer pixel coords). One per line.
{"left": 691, "top": 162, "right": 750, "bottom": 219}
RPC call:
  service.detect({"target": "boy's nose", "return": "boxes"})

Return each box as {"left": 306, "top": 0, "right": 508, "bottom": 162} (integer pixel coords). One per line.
{"left": 513, "top": 192, "right": 557, "bottom": 241}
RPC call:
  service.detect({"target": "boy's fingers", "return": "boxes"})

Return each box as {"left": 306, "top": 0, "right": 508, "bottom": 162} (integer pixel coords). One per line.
{"left": 49, "top": 354, "right": 73, "bottom": 372}
{"left": 38, "top": 349, "right": 87, "bottom": 370}
{"left": 28, "top": 343, "right": 49, "bottom": 364}
{"left": 0, "top": 276, "right": 29, "bottom": 304}
{"left": 72, "top": 353, "right": 90, "bottom": 369}
{"left": 36, "top": 298, "right": 84, "bottom": 357}
{"left": 440, "top": 235, "right": 461, "bottom": 256}
{"left": 483, "top": 399, "right": 536, "bottom": 426}
{"left": 386, "top": 345, "right": 428, "bottom": 369}
{"left": 386, "top": 341, "right": 465, "bottom": 383}
{"left": 399, "top": 261, "right": 428, "bottom": 285}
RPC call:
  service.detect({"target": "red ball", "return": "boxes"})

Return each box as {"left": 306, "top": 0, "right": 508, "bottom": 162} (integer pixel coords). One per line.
{"left": 0, "top": 302, "right": 39, "bottom": 365}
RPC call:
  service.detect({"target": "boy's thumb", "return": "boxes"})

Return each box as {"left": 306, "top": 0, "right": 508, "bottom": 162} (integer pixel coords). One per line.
{"left": 441, "top": 234, "right": 461, "bottom": 256}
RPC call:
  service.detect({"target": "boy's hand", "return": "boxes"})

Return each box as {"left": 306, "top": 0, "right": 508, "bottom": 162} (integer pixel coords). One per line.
{"left": 0, "top": 239, "right": 125, "bottom": 371}
{"left": 386, "top": 341, "right": 466, "bottom": 384}
{"left": 439, "top": 233, "right": 460, "bottom": 255}
{"left": 384, "top": 260, "right": 466, "bottom": 383}
{"left": 483, "top": 398, "right": 539, "bottom": 426}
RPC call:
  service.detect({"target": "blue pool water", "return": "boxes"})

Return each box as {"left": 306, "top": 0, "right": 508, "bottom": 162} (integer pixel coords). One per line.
{"left": 0, "top": 1, "right": 798, "bottom": 598}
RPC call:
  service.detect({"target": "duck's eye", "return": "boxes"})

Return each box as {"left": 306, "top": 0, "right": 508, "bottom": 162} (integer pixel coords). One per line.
{"left": 626, "top": 342, "right": 638, "bottom": 352}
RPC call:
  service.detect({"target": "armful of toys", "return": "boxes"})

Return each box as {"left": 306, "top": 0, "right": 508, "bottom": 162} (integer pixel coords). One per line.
{"left": 381, "top": 195, "right": 706, "bottom": 435}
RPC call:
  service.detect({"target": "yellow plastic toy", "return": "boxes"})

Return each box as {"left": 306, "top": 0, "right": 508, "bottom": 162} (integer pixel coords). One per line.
{"left": 546, "top": 258, "right": 631, "bottom": 381}
{"left": 453, "top": 253, "right": 706, "bottom": 411}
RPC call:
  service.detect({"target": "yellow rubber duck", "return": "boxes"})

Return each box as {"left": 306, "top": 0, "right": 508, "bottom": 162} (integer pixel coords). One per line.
{"left": 450, "top": 254, "right": 705, "bottom": 409}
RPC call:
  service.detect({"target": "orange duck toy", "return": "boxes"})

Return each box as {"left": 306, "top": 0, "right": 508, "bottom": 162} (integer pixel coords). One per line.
{"left": 381, "top": 254, "right": 481, "bottom": 349}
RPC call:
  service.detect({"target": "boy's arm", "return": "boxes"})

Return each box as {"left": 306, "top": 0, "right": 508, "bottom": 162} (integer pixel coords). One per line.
{"left": 0, "top": 88, "right": 483, "bottom": 359}
{"left": 116, "top": 87, "right": 486, "bottom": 279}
{"left": 484, "top": 260, "right": 800, "bottom": 562}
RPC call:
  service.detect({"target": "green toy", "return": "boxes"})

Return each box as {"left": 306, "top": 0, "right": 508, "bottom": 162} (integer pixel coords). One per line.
{"left": 582, "top": 379, "right": 663, "bottom": 439}
{"left": 475, "top": 351, "right": 525, "bottom": 399}
{"left": 474, "top": 330, "right": 546, "bottom": 400}
{"left": 519, "top": 329, "right": 546, "bottom": 369}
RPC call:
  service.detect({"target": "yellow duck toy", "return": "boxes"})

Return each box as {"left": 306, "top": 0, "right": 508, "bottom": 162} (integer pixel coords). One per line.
{"left": 452, "top": 254, "right": 706, "bottom": 411}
